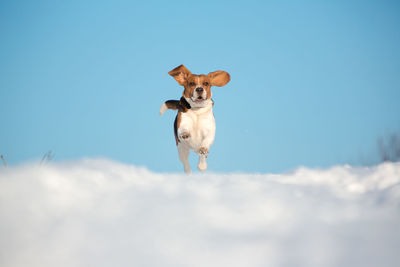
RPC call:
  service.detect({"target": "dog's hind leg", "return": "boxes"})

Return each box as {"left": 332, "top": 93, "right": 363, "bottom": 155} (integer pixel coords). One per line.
{"left": 178, "top": 143, "right": 191, "bottom": 174}
{"left": 197, "top": 148, "right": 208, "bottom": 172}
{"left": 198, "top": 155, "right": 207, "bottom": 172}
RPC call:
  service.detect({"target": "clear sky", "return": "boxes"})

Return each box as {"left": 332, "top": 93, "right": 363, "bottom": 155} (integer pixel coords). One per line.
{"left": 1, "top": 0, "right": 399, "bottom": 173}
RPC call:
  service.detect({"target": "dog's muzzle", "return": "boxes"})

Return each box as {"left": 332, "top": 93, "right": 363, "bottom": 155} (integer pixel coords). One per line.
{"left": 194, "top": 87, "right": 206, "bottom": 101}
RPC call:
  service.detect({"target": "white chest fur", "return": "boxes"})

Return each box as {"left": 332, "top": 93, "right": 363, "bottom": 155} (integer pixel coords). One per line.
{"left": 178, "top": 101, "right": 216, "bottom": 151}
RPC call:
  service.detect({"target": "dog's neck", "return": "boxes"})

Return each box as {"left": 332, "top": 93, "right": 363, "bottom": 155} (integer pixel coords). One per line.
{"left": 185, "top": 97, "right": 212, "bottom": 109}
{"left": 184, "top": 97, "right": 213, "bottom": 115}
{"left": 180, "top": 97, "right": 192, "bottom": 110}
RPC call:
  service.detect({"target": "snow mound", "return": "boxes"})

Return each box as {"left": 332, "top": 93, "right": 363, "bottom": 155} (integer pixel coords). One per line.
{"left": 1, "top": 159, "right": 399, "bottom": 267}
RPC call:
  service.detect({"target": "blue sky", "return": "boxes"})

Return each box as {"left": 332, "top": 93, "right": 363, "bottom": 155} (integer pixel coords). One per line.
{"left": 1, "top": 0, "right": 399, "bottom": 173}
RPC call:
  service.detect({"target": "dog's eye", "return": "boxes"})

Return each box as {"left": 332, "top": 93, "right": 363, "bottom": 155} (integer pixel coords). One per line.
{"left": 203, "top": 82, "right": 209, "bottom": 86}
{"left": 189, "top": 82, "right": 195, "bottom": 86}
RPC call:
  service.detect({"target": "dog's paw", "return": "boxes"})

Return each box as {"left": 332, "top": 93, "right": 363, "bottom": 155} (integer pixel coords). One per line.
{"left": 198, "top": 147, "right": 209, "bottom": 156}
{"left": 180, "top": 132, "right": 191, "bottom": 140}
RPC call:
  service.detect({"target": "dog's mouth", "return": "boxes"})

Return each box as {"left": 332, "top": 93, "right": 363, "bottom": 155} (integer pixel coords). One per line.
{"left": 186, "top": 96, "right": 209, "bottom": 107}
{"left": 194, "top": 96, "right": 204, "bottom": 102}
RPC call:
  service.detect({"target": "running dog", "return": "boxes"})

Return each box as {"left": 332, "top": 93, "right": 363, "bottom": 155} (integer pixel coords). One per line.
{"left": 160, "top": 65, "right": 230, "bottom": 173}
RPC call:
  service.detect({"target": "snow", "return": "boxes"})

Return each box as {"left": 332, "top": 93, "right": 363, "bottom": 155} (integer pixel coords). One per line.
{"left": 1, "top": 159, "right": 399, "bottom": 267}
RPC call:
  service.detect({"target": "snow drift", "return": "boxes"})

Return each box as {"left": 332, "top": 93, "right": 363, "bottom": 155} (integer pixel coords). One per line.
{"left": 0, "top": 159, "right": 399, "bottom": 267}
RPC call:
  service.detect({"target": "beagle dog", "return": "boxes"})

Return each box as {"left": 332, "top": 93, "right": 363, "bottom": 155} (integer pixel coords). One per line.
{"left": 160, "top": 65, "right": 230, "bottom": 173}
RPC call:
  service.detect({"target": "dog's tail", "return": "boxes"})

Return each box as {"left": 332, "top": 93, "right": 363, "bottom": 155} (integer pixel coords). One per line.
{"left": 159, "top": 100, "right": 180, "bottom": 115}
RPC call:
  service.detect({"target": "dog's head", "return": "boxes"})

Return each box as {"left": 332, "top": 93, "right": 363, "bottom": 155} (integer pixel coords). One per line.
{"left": 168, "top": 65, "right": 230, "bottom": 107}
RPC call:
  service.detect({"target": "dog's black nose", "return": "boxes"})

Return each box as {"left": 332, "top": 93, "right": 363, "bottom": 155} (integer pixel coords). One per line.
{"left": 196, "top": 87, "right": 204, "bottom": 93}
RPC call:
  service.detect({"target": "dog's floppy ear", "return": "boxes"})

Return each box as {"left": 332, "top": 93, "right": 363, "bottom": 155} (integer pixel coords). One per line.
{"left": 168, "top": 65, "right": 191, "bottom": 86}
{"left": 208, "top": 70, "right": 230, "bottom": 87}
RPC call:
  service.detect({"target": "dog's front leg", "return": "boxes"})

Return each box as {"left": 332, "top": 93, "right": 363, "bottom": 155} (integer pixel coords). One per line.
{"left": 198, "top": 122, "right": 215, "bottom": 155}
{"left": 177, "top": 113, "right": 193, "bottom": 143}
{"left": 177, "top": 128, "right": 191, "bottom": 142}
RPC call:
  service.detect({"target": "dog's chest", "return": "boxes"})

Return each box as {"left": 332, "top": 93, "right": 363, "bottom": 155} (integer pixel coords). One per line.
{"left": 181, "top": 108, "right": 214, "bottom": 131}
{"left": 180, "top": 107, "right": 215, "bottom": 146}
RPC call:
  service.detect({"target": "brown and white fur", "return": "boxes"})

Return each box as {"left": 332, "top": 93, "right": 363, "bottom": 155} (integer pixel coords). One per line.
{"left": 160, "top": 65, "right": 230, "bottom": 173}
